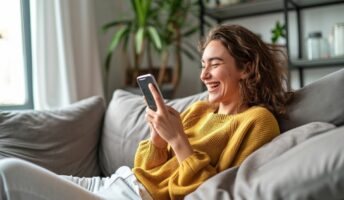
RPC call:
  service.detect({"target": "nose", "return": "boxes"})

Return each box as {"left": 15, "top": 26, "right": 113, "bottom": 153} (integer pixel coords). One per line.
{"left": 200, "top": 66, "right": 210, "bottom": 81}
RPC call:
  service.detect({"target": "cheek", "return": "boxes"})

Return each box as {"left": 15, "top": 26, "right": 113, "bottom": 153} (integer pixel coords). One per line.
{"left": 222, "top": 75, "right": 241, "bottom": 93}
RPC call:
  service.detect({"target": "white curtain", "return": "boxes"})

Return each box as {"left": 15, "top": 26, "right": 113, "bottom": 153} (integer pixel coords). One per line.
{"left": 30, "top": 0, "right": 104, "bottom": 110}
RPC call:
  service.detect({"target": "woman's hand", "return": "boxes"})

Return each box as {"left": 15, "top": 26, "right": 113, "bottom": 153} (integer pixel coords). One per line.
{"left": 145, "top": 84, "right": 193, "bottom": 163}
{"left": 147, "top": 118, "right": 168, "bottom": 149}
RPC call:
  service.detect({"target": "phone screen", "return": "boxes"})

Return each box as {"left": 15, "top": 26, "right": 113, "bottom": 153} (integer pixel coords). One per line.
{"left": 137, "top": 74, "right": 162, "bottom": 111}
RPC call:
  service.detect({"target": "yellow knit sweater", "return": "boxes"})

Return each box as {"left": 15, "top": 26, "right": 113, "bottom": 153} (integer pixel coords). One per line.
{"left": 133, "top": 101, "right": 279, "bottom": 200}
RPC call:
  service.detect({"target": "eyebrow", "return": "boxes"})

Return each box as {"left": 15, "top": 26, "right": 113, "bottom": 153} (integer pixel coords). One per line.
{"left": 201, "top": 57, "right": 224, "bottom": 63}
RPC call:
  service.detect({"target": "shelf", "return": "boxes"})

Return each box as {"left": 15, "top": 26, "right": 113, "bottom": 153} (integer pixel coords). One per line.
{"left": 205, "top": 0, "right": 283, "bottom": 21}
{"left": 204, "top": 0, "right": 344, "bottom": 21}
{"left": 290, "top": 0, "right": 344, "bottom": 8}
{"left": 290, "top": 56, "right": 344, "bottom": 69}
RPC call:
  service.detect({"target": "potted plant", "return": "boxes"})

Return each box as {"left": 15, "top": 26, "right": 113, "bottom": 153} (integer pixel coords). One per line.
{"left": 271, "top": 20, "right": 286, "bottom": 44}
{"left": 103, "top": 0, "right": 162, "bottom": 88}
{"left": 103, "top": 0, "right": 200, "bottom": 98}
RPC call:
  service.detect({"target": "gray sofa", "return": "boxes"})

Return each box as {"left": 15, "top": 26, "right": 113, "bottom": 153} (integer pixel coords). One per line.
{"left": 1, "top": 68, "right": 344, "bottom": 199}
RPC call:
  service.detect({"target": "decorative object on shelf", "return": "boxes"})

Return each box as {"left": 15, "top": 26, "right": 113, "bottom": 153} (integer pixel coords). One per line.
{"left": 271, "top": 21, "right": 285, "bottom": 44}
{"left": 219, "top": 0, "right": 241, "bottom": 6}
{"left": 306, "top": 31, "right": 329, "bottom": 60}
{"left": 204, "top": 0, "right": 243, "bottom": 8}
{"left": 103, "top": 0, "right": 199, "bottom": 98}
{"left": 333, "top": 22, "right": 344, "bottom": 57}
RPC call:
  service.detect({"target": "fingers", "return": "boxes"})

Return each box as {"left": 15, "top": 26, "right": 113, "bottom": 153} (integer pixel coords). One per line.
{"left": 148, "top": 83, "right": 166, "bottom": 113}
{"left": 166, "top": 106, "right": 180, "bottom": 116}
{"left": 145, "top": 107, "right": 154, "bottom": 123}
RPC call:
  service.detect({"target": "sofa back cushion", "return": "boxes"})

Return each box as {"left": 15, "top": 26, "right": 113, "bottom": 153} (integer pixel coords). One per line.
{"left": 99, "top": 89, "right": 208, "bottom": 176}
{"left": 278, "top": 68, "right": 344, "bottom": 132}
{"left": 0, "top": 96, "right": 105, "bottom": 177}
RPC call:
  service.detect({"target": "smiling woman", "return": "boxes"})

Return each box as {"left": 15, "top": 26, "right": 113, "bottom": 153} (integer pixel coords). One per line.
{"left": 0, "top": 0, "right": 33, "bottom": 109}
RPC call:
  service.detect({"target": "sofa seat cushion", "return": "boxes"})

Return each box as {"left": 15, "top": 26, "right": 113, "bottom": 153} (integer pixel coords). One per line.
{"left": 0, "top": 96, "right": 105, "bottom": 177}
{"left": 99, "top": 89, "right": 208, "bottom": 176}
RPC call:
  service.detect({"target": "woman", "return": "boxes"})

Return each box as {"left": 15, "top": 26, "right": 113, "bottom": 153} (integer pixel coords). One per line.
{"left": 134, "top": 24, "right": 292, "bottom": 199}
{"left": 0, "top": 25, "right": 292, "bottom": 200}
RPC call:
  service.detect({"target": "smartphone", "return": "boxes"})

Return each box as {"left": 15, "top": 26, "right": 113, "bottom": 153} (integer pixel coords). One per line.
{"left": 137, "top": 74, "right": 163, "bottom": 111}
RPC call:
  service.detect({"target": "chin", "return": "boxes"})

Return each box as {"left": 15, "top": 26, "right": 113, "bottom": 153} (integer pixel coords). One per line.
{"left": 207, "top": 95, "right": 220, "bottom": 104}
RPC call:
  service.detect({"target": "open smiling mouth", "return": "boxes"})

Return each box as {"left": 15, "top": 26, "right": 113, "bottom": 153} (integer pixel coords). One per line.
{"left": 206, "top": 82, "right": 220, "bottom": 92}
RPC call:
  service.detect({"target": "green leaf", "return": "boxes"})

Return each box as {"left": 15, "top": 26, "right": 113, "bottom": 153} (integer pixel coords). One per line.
{"left": 135, "top": 27, "right": 145, "bottom": 54}
{"left": 134, "top": 0, "right": 145, "bottom": 26}
{"left": 108, "top": 26, "right": 130, "bottom": 53}
{"left": 105, "top": 26, "right": 130, "bottom": 72}
{"left": 101, "top": 20, "right": 131, "bottom": 33}
{"left": 147, "top": 26, "right": 162, "bottom": 50}
{"left": 143, "top": 0, "right": 152, "bottom": 18}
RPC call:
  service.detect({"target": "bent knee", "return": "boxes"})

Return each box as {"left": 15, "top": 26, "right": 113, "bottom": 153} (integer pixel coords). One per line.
{"left": 0, "top": 158, "right": 29, "bottom": 175}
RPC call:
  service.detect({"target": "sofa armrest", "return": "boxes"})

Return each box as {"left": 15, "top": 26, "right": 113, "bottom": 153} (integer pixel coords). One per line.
{"left": 0, "top": 96, "right": 105, "bottom": 177}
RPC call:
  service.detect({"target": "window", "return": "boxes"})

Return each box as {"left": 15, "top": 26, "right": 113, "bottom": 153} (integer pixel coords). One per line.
{"left": 0, "top": 0, "right": 33, "bottom": 110}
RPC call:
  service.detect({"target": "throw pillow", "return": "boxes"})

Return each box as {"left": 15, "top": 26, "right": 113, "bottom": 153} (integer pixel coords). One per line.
{"left": 278, "top": 68, "right": 344, "bottom": 132}
{"left": 0, "top": 96, "right": 105, "bottom": 177}
{"left": 99, "top": 89, "right": 208, "bottom": 176}
{"left": 186, "top": 122, "right": 338, "bottom": 200}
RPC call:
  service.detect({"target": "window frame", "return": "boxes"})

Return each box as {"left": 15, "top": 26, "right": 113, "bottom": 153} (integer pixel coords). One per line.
{"left": 0, "top": 0, "right": 34, "bottom": 110}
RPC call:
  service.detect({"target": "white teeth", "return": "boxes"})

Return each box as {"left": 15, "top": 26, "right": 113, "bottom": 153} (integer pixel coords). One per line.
{"left": 206, "top": 82, "right": 219, "bottom": 89}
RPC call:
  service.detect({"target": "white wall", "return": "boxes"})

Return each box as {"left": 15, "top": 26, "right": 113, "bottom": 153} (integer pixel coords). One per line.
{"left": 94, "top": 2, "right": 344, "bottom": 99}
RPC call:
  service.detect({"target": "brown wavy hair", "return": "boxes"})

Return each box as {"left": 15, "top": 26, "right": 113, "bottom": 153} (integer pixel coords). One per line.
{"left": 199, "top": 24, "right": 293, "bottom": 117}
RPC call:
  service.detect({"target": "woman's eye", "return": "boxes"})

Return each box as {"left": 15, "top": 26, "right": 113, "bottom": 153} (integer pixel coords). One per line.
{"left": 211, "top": 63, "right": 220, "bottom": 68}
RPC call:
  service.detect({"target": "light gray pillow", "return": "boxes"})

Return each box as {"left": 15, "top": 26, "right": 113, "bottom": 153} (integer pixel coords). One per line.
{"left": 186, "top": 122, "right": 339, "bottom": 200}
{"left": 278, "top": 68, "right": 344, "bottom": 132}
{"left": 99, "top": 89, "right": 207, "bottom": 176}
{"left": 0, "top": 96, "right": 105, "bottom": 177}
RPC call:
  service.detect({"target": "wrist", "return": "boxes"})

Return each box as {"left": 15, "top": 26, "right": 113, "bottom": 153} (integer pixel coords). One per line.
{"left": 170, "top": 134, "right": 193, "bottom": 163}
{"left": 151, "top": 137, "right": 167, "bottom": 149}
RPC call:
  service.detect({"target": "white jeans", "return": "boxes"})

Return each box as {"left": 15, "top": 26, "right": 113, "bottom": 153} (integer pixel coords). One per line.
{"left": 0, "top": 158, "right": 152, "bottom": 200}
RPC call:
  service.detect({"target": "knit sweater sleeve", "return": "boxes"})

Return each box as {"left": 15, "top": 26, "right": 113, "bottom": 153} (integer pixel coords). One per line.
{"left": 134, "top": 139, "right": 169, "bottom": 170}
{"left": 168, "top": 150, "right": 217, "bottom": 199}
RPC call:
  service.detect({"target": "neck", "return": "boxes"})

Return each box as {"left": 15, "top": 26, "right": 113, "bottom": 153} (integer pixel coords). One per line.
{"left": 217, "top": 102, "right": 249, "bottom": 115}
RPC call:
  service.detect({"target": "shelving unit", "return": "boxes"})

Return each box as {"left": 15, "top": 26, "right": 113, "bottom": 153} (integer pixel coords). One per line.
{"left": 199, "top": 0, "right": 344, "bottom": 88}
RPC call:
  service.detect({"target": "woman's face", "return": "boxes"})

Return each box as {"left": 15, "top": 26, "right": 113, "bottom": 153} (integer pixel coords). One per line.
{"left": 200, "top": 40, "right": 245, "bottom": 106}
